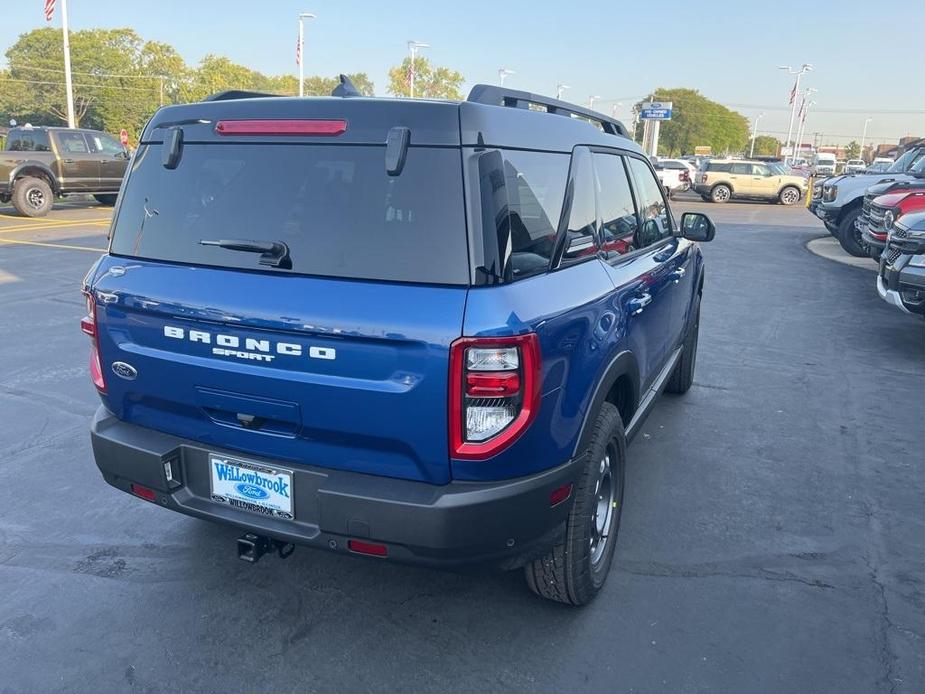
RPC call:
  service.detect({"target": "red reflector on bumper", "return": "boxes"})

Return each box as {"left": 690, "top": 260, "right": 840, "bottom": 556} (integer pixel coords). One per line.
{"left": 214, "top": 119, "right": 347, "bottom": 136}
{"left": 347, "top": 539, "right": 388, "bottom": 557}
{"left": 550, "top": 483, "right": 572, "bottom": 507}
{"left": 131, "top": 483, "right": 157, "bottom": 501}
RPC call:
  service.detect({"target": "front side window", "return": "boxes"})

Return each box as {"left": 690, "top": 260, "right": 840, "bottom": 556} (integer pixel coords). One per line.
{"left": 88, "top": 132, "right": 124, "bottom": 155}
{"left": 593, "top": 152, "right": 638, "bottom": 257}
{"left": 626, "top": 157, "right": 672, "bottom": 248}
{"left": 752, "top": 164, "right": 771, "bottom": 176}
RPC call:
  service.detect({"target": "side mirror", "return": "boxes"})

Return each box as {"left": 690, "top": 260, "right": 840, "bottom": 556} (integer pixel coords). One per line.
{"left": 680, "top": 212, "right": 715, "bottom": 242}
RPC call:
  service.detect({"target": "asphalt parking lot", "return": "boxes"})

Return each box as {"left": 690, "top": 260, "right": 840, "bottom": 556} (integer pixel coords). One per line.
{"left": 1, "top": 197, "right": 924, "bottom": 693}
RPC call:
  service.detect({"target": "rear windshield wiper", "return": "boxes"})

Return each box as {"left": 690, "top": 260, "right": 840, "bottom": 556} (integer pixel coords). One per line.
{"left": 200, "top": 239, "right": 292, "bottom": 269}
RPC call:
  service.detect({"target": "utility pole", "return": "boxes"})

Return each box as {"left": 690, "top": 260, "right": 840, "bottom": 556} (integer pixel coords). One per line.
{"left": 749, "top": 112, "right": 765, "bottom": 158}
{"left": 860, "top": 118, "right": 872, "bottom": 161}
{"left": 778, "top": 63, "right": 813, "bottom": 164}
{"left": 407, "top": 41, "right": 429, "bottom": 98}
{"left": 60, "top": 0, "right": 76, "bottom": 127}
{"left": 297, "top": 13, "right": 316, "bottom": 98}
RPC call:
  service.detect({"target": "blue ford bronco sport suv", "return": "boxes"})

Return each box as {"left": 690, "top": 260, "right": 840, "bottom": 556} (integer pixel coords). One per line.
{"left": 84, "top": 79, "right": 714, "bottom": 605}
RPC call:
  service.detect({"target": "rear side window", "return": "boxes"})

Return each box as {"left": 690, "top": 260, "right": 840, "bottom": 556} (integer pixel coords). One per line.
{"left": 110, "top": 143, "right": 470, "bottom": 285}
{"left": 495, "top": 149, "right": 569, "bottom": 279}
{"left": 626, "top": 157, "right": 672, "bottom": 247}
{"left": 706, "top": 162, "right": 731, "bottom": 173}
{"left": 57, "top": 132, "right": 89, "bottom": 153}
{"left": 731, "top": 163, "right": 751, "bottom": 175}
{"left": 593, "top": 153, "right": 638, "bottom": 257}
{"left": 561, "top": 147, "right": 598, "bottom": 262}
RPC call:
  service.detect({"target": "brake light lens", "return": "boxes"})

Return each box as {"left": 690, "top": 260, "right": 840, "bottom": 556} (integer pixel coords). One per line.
{"left": 214, "top": 119, "right": 347, "bottom": 136}
{"left": 449, "top": 334, "right": 541, "bottom": 460}
{"left": 81, "top": 289, "right": 106, "bottom": 392}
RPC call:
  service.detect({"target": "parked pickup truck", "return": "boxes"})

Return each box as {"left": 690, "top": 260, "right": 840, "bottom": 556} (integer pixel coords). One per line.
{"left": 0, "top": 125, "right": 130, "bottom": 217}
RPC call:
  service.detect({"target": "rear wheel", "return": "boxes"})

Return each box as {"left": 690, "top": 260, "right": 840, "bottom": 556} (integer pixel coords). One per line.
{"left": 836, "top": 208, "right": 868, "bottom": 257}
{"left": 710, "top": 184, "right": 731, "bottom": 203}
{"left": 779, "top": 186, "right": 801, "bottom": 206}
{"left": 525, "top": 403, "right": 625, "bottom": 606}
{"left": 12, "top": 176, "right": 53, "bottom": 217}
{"left": 93, "top": 194, "right": 118, "bottom": 206}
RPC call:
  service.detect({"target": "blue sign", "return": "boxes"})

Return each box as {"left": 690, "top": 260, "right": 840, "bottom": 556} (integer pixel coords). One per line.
{"left": 640, "top": 101, "right": 673, "bottom": 121}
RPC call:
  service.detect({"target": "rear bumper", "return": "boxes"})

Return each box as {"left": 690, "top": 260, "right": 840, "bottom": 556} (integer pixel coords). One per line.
{"left": 90, "top": 406, "right": 579, "bottom": 568}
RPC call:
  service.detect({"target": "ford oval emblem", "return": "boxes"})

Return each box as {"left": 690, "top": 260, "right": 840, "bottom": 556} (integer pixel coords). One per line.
{"left": 235, "top": 483, "right": 269, "bottom": 501}
{"left": 111, "top": 361, "right": 137, "bottom": 380}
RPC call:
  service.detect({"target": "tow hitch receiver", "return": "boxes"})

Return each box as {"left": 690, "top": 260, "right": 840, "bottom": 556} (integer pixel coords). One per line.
{"left": 237, "top": 533, "right": 295, "bottom": 563}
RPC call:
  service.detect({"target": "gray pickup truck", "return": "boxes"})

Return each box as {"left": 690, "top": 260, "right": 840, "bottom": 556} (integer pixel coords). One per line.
{"left": 0, "top": 125, "right": 130, "bottom": 217}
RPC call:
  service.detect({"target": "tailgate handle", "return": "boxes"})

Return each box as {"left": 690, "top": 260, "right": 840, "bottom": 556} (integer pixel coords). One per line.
{"left": 235, "top": 413, "right": 264, "bottom": 430}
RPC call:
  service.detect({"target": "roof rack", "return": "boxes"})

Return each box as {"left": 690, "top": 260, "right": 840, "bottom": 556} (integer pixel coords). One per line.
{"left": 466, "top": 85, "right": 630, "bottom": 138}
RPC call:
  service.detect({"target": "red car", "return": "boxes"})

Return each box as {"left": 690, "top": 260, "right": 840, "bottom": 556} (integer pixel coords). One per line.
{"left": 862, "top": 188, "right": 925, "bottom": 260}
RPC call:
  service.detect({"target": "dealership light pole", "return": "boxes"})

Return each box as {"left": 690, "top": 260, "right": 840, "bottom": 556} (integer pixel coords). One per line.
{"left": 588, "top": 95, "right": 601, "bottom": 110}
{"left": 749, "top": 112, "right": 765, "bottom": 158}
{"left": 860, "top": 117, "right": 872, "bottom": 161}
{"left": 498, "top": 68, "right": 515, "bottom": 87}
{"left": 407, "top": 41, "right": 429, "bottom": 98}
{"left": 779, "top": 63, "right": 813, "bottom": 163}
{"left": 556, "top": 83, "right": 570, "bottom": 100}
{"left": 795, "top": 100, "right": 816, "bottom": 162}
{"left": 297, "top": 12, "right": 316, "bottom": 97}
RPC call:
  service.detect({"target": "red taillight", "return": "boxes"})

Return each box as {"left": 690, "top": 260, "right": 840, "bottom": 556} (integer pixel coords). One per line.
{"left": 449, "top": 334, "right": 541, "bottom": 460}
{"left": 131, "top": 483, "right": 157, "bottom": 502}
{"left": 347, "top": 539, "right": 388, "bottom": 557}
{"left": 466, "top": 371, "right": 521, "bottom": 397}
{"left": 81, "top": 290, "right": 106, "bottom": 392}
{"left": 214, "top": 119, "right": 347, "bottom": 136}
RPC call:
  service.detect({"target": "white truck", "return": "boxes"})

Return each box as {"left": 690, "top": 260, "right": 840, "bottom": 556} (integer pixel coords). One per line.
{"left": 812, "top": 152, "right": 838, "bottom": 177}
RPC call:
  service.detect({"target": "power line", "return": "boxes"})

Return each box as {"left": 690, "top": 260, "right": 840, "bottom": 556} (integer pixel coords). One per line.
{"left": 1, "top": 64, "right": 168, "bottom": 80}
{"left": 0, "top": 76, "right": 160, "bottom": 92}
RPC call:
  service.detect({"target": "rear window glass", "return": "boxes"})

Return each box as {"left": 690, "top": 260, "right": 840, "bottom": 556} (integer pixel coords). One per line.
{"left": 110, "top": 144, "right": 470, "bottom": 285}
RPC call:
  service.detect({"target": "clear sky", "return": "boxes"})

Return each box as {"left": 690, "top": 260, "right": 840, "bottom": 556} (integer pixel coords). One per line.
{"left": 2, "top": 0, "right": 922, "bottom": 147}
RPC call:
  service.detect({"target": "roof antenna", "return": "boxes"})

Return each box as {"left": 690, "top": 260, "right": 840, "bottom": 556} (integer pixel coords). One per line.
{"left": 332, "top": 74, "right": 362, "bottom": 98}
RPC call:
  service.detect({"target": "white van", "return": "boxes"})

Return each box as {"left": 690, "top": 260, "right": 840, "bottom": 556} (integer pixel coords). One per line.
{"left": 812, "top": 153, "right": 837, "bottom": 177}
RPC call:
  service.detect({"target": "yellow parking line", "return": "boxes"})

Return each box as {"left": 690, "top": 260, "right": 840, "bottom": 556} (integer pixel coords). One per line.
{"left": 0, "top": 237, "right": 106, "bottom": 252}
{"left": 0, "top": 218, "right": 112, "bottom": 234}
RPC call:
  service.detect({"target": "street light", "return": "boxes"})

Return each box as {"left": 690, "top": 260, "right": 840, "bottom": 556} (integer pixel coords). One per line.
{"left": 588, "top": 95, "right": 601, "bottom": 110}
{"left": 611, "top": 102, "right": 623, "bottom": 119}
{"left": 297, "top": 12, "right": 316, "bottom": 98}
{"left": 498, "top": 68, "right": 515, "bottom": 87}
{"left": 778, "top": 63, "right": 813, "bottom": 163}
{"left": 407, "top": 41, "right": 429, "bottom": 98}
{"left": 749, "top": 113, "right": 765, "bottom": 158}
{"left": 556, "top": 83, "right": 570, "bottom": 100}
{"left": 860, "top": 117, "right": 872, "bottom": 161}
{"left": 795, "top": 99, "right": 816, "bottom": 163}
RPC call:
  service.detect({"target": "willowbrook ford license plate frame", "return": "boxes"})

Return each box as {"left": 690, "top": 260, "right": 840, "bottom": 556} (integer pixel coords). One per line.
{"left": 209, "top": 454, "right": 294, "bottom": 521}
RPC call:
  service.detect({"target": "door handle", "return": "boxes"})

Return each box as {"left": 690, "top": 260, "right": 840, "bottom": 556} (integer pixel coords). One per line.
{"left": 668, "top": 267, "right": 686, "bottom": 284}
{"left": 628, "top": 293, "right": 652, "bottom": 316}
{"left": 63, "top": 158, "right": 75, "bottom": 164}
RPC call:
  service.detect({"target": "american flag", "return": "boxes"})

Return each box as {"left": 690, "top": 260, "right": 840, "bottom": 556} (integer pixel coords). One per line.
{"left": 296, "top": 36, "right": 301, "bottom": 66}
{"left": 789, "top": 84, "right": 796, "bottom": 106}
{"left": 44, "top": 0, "right": 55, "bottom": 22}
{"left": 798, "top": 99, "right": 807, "bottom": 122}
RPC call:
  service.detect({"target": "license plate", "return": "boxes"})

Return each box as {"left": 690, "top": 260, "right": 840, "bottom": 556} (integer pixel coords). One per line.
{"left": 209, "top": 454, "right": 294, "bottom": 520}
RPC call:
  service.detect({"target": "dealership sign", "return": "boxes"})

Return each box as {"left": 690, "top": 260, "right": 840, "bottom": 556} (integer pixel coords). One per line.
{"left": 640, "top": 101, "right": 673, "bottom": 120}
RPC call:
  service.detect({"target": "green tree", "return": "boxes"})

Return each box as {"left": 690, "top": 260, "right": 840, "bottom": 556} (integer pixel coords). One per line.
{"left": 750, "top": 135, "right": 781, "bottom": 157}
{"left": 635, "top": 88, "right": 749, "bottom": 157}
{"left": 844, "top": 140, "right": 861, "bottom": 160}
{"left": 387, "top": 57, "right": 464, "bottom": 100}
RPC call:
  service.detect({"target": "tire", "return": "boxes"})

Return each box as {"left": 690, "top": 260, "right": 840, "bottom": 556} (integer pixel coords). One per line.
{"left": 824, "top": 221, "right": 839, "bottom": 236}
{"left": 12, "top": 176, "right": 53, "bottom": 217}
{"left": 835, "top": 208, "right": 868, "bottom": 257}
{"left": 710, "top": 184, "right": 731, "bottom": 203}
{"left": 93, "top": 194, "right": 118, "bottom": 206}
{"left": 666, "top": 299, "right": 700, "bottom": 395}
{"left": 525, "top": 403, "right": 625, "bottom": 606}
{"left": 779, "top": 186, "right": 801, "bottom": 206}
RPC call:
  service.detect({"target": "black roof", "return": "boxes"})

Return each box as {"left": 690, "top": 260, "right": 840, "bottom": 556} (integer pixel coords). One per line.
{"left": 141, "top": 86, "right": 642, "bottom": 155}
